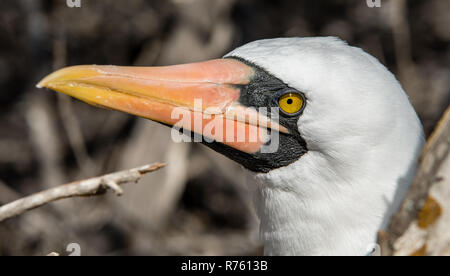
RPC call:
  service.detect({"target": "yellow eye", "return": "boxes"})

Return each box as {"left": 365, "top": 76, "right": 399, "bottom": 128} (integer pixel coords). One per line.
{"left": 278, "top": 93, "right": 304, "bottom": 115}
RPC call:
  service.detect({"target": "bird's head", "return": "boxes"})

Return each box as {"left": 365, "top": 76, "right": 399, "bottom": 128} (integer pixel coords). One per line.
{"left": 38, "top": 37, "right": 422, "bottom": 180}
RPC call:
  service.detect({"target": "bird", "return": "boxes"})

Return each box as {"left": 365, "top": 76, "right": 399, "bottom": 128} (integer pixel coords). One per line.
{"left": 37, "top": 37, "right": 425, "bottom": 256}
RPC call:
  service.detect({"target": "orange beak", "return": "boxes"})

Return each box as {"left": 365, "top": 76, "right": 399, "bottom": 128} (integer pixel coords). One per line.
{"left": 37, "top": 59, "right": 288, "bottom": 154}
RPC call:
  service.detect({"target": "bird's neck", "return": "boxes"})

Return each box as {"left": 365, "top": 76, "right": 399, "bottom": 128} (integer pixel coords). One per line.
{"left": 253, "top": 183, "right": 379, "bottom": 256}
{"left": 250, "top": 150, "right": 416, "bottom": 256}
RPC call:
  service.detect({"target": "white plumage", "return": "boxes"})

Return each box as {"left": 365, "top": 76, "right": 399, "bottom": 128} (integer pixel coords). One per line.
{"left": 227, "top": 37, "right": 425, "bottom": 256}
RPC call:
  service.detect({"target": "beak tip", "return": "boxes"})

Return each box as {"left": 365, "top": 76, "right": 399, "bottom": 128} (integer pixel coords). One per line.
{"left": 36, "top": 74, "right": 53, "bottom": 89}
{"left": 36, "top": 81, "right": 44, "bottom": 89}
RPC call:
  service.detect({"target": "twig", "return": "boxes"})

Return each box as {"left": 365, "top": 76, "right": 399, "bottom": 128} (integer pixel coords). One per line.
{"left": 0, "top": 163, "right": 166, "bottom": 223}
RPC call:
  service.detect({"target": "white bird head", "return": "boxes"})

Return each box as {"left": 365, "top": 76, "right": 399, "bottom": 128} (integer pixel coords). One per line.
{"left": 38, "top": 37, "right": 425, "bottom": 255}
{"left": 227, "top": 37, "right": 425, "bottom": 255}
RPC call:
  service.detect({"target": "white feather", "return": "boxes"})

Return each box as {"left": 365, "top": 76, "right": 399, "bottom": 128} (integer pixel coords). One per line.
{"left": 226, "top": 37, "right": 425, "bottom": 256}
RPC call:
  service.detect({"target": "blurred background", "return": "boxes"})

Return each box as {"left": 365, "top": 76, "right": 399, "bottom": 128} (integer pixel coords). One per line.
{"left": 0, "top": 0, "right": 449, "bottom": 256}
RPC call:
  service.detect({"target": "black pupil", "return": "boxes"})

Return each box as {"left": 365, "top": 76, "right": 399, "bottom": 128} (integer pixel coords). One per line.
{"left": 287, "top": 99, "right": 294, "bottom": 105}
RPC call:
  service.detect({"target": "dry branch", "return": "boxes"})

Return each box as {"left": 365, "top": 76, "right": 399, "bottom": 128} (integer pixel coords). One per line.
{"left": 382, "top": 106, "right": 450, "bottom": 255}
{"left": 0, "top": 163, "right": 166, "bottom": 223}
